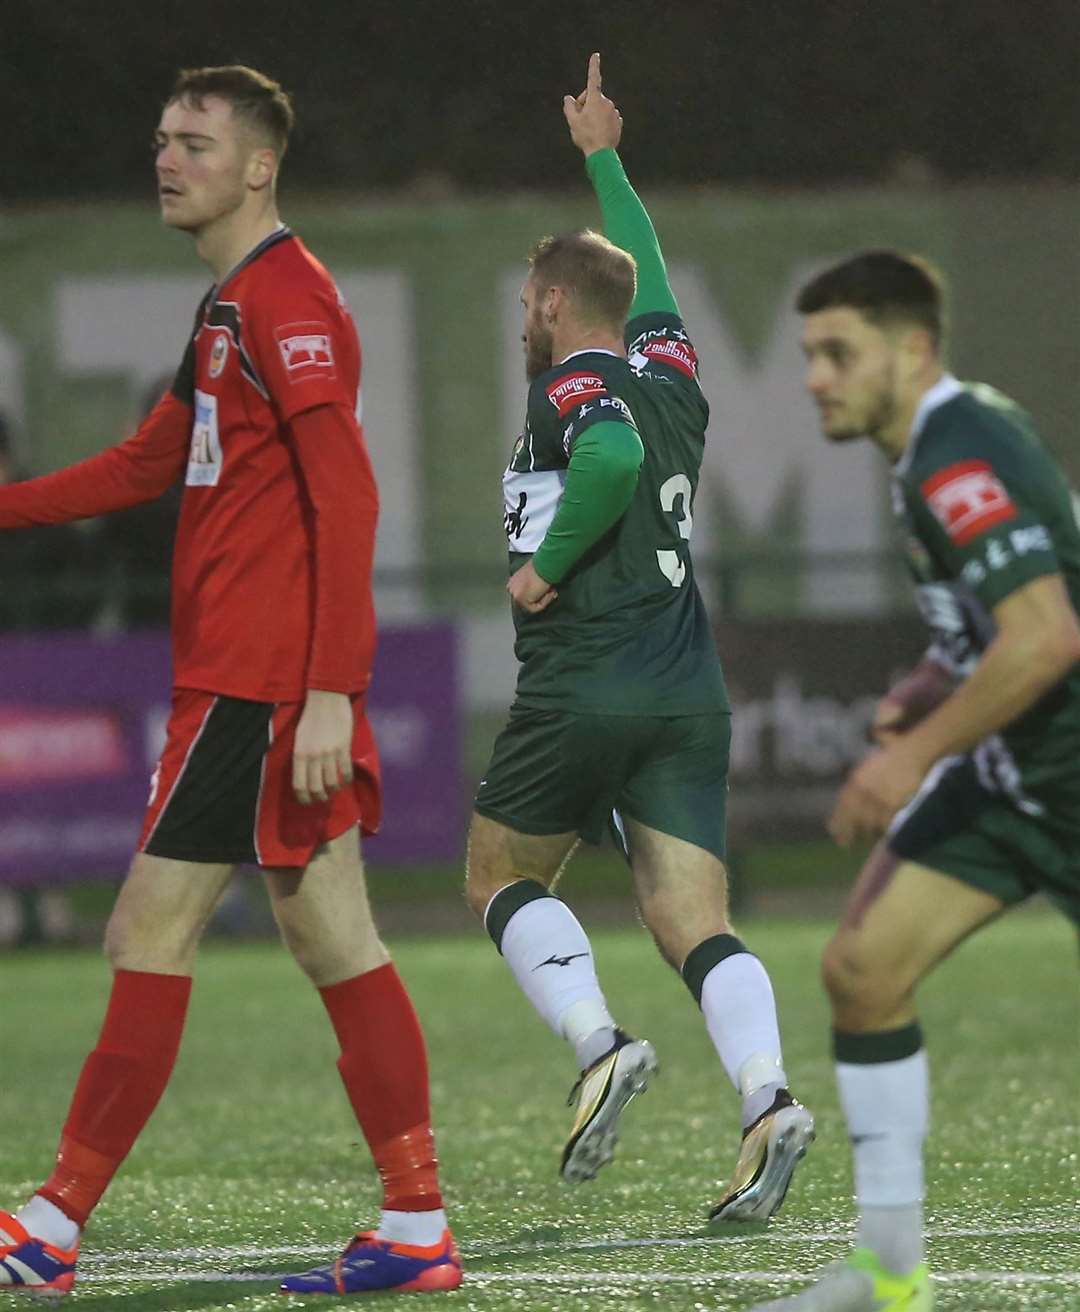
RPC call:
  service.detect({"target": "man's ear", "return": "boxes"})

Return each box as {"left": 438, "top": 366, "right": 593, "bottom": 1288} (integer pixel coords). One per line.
{"left": 543, "top": 285, "right": 565, "bottom": 324}
{"left": 247, "top": 148, "right": 277, "bottom": 193}
{"left": 897, "top": 324, "right": 937, "bottom": 379}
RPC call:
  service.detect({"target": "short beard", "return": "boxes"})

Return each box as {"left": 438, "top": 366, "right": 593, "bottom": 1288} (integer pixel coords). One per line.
{"left": 827, "top": 364, "right": 899, "bottom": 443}
{"left": 524, "top": 316, "right": 554, "bottom": 382}
{"left": 862, "top": 374, "right": 899, "bottom": 442}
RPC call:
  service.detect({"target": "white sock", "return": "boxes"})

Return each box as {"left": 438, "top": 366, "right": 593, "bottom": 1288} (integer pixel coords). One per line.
{"left": 376, "top": 1207, "right": 448, "bottom": 1246}
{"left": 699, "top": 954, "right": 787, "bottom": 1126}
{"left": 858, "top": 1203, "right": 925, "bottom": 1275}
{"left": 560, "top": 999, "right": 616, "bottom": 1069}
{"left": 16, "top": 1196, "right": 80, "bottom": 1250}
{"left": 836, "top": 1048, "right": 929, "bottom": 1272}
{"left": 494, "top": 893, "right": 616, "bottom": 1056}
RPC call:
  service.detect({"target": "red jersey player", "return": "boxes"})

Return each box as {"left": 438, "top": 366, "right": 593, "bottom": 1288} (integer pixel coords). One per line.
{"left": 0, "top": 67, "right": 461, "bottom": 1298}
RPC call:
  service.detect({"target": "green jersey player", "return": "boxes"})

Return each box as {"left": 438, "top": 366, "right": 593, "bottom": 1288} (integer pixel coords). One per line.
{"left": 751, "top": 251, "right": 1080, "bottom": 1312}
{"left": 464, "top": 54, "right": 814, "bottom": 1226}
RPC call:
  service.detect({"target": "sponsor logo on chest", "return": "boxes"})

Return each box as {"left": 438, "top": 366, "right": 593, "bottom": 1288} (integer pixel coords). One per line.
{"left": 187, "top": 389, "right": 223, "bottom": 487}
{"left": 920, "top": 459, "right": 1017, "bottom": 546}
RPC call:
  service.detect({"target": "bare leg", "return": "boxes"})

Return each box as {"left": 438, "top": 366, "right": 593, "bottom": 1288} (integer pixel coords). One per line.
{"left": 264, "top": 825, "right": 388, "bottom": 986}
{"left": 623, "top": 817, "right": 732, "bottom": 968}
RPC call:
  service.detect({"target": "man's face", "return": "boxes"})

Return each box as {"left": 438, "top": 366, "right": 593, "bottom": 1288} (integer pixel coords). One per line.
{"left": 800, "top": 306, "right": 900, "bottom": 443}
{"left": 521, "top": 277, "right": 555, "bottom": 382}
{"left": 154, "top": 96, "right": 257, "bottom": 234}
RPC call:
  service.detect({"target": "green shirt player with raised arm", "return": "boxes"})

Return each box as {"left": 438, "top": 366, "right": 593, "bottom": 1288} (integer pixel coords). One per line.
{"left": 464, "top": 54, "right": 814, "bottom": 1226}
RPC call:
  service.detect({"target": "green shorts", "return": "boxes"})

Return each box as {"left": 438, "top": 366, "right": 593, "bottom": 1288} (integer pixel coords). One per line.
{"left": 474, "top": 705, "right": 730, "bottom": 860}
{"left": 888, "top": 755, "right": 1080, "bottom": 925}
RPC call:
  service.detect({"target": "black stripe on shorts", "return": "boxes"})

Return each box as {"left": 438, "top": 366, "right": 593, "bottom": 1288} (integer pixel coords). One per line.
{"left": 144, "top": 697, "right": 275, "bottom": 864}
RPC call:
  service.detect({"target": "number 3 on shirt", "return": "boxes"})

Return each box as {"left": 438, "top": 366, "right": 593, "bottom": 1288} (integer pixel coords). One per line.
{"left": 656, "top": 473, "right": 693, "bottom": 587}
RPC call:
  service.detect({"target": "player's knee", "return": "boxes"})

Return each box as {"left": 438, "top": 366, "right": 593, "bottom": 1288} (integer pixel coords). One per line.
{"left": 463, "top": 872, "right": 489, "bottom": 920}
{"left": 464, "top": 865, "right": 519, "bottom": 922}
{"left": 103, "top": 902, "right": 186, "bottom": 973}
{"left": 821, "top": 933, "right": 905, "bottom": 1024}
{"left": 281, "top": 919, "right": 385, "bottom": 986}
{"left": 103, "top": 910, "right": 130, "bottom": 969}
{"left": 463, "top": 842, "right": 510, "bottom": 919}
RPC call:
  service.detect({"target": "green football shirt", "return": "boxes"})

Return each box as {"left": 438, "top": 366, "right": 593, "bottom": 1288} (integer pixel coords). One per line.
{"left": 503, "top": 309, "right": 728, "bottom": 715}
{"left": 893, "top": 375, "right": 1080, "bottom": 811}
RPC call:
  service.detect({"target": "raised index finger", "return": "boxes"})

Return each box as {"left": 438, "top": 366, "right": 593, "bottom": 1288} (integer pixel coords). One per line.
{"left": 586, "top": 51, "right": 602, "bottom": 98}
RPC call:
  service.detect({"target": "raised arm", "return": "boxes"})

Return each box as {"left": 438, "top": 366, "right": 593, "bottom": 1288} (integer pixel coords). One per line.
{"left": 563, "top": 52, "right": 678, "bottom": 320}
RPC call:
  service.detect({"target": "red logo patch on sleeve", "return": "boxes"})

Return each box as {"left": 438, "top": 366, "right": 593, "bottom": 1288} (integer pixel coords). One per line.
{"left": 546, "top": 372, "right": 607, "bottom": 417}
{"left": 275, "top": 321, "right": 337, "bottom": 381}
{"left": 920, "top": 459, "right": 1017, "bottom": 546}
{"left": 641, "top": 336, "right": 698, "bottom": 379}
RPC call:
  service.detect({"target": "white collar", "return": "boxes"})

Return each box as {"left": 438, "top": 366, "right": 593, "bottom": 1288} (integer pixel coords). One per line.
{"left": 896, "top": 373, "right": 964, "bottom": 475}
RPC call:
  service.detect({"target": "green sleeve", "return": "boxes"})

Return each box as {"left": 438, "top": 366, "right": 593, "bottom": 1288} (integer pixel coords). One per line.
{"left": 585, "top": 148, "right": 678, "bottom": 320}
{"left": 531, "top": 419, "right": 644, "bottom": 584}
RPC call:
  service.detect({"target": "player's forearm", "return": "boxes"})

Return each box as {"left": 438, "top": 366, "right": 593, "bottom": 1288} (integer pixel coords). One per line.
{"left": 531, "top": 420, "right": 643, "bottom": 584}
{"left": 290, "top": 405, "right": 379, "bottom": 691}
{"left": 585, "top": 148, "right": 678, "bottom": 319}
{"left": 900, "top": 627, "right": 1080, "bottom": 769}
{"left": 0, "top": 394, "right": 190, "bottom": 529}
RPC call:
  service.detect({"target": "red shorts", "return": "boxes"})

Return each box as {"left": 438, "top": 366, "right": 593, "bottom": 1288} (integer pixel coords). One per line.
{"left": 138, "top": 690, "right": 381, "bottom": 868}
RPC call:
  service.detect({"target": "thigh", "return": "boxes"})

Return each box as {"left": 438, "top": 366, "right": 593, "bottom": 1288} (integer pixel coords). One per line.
{"left": 264, "top": 827, "right": 388, "bottom": 986}
{"left": 831, "top": 846, "right": 1005, "bottom": 991}
{"left": 106, "top": 852, "right": 235, "bottom": 973}
{"left": 617, "top": 713, "right": 731, "bottom": 862}
{"left": 623, "top": 816, "right": 731, "bottom": 966}
{"left": 466, "top": 812, "right": 579, "bottom": 901}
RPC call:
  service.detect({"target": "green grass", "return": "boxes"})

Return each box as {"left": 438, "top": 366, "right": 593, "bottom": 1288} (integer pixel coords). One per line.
{"left": 1, "top": 909, "right": 1077, "bottom": 1310}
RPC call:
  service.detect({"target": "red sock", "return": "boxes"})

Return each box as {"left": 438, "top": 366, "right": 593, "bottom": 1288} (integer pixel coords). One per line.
{"left": 320, "top": 963, "right": 443, "bottom": 1212}
{"left": 38, "top": 969, "right": 191, "bottom": 1227}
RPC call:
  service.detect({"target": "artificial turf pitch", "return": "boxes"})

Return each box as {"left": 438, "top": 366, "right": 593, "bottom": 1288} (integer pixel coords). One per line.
{"left": 0, "top": 908, "right": 1076, "bottom": 1310}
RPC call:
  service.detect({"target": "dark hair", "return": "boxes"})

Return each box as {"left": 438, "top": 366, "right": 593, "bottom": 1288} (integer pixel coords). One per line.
{"left": 796, "top": 250, "right": 946, "bottom": 348}
{"left": 528, "top": 229, "right": 637, "bottom": 328}
{"left": 169, "top": 65, "right": 294, "bottom": 156}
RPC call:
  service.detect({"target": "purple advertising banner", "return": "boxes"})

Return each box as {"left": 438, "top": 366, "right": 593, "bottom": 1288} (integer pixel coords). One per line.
{"left": 0, "top": 625, "right": 462, "bottom": 885}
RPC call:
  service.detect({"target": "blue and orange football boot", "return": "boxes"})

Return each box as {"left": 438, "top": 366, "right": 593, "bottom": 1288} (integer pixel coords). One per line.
{"left": 0, "top": 1210, "right": 79, "bottom": 1296}
{"left": 280, "top": 1228, "right": 462, "bottom": 1296}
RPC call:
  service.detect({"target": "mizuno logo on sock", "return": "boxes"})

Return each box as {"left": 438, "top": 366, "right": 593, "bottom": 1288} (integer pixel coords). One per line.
{"left": 533, "top": 952, "right": 589, "bottom": 970}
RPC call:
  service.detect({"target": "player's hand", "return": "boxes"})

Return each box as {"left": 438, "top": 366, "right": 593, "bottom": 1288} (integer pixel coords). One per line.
{"left": 293, "top": 689, "right": 354, "bottom": 804}
{"left": 507, "top": 559, "right": 558, "bottom": 614}
{"left": 563, "top": 52, "right": 623, "bottom": 157}
{"left": 871, "top": 695, "right": 908, "bottom": 746}
{"left": 827, "top": 743, "right": 927, "bottom": 847}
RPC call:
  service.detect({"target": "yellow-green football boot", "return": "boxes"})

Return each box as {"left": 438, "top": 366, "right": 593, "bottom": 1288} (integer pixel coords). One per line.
{"left": 749, "top": 1247, "right": 933, "bottom": 1310}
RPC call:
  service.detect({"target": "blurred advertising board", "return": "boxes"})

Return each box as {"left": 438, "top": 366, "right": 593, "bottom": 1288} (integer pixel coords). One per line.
{"left": 0, "top": 625, "right": 462, "bottom": 885}
{"left": 718, "top": 617, "right": 927, "bottom": 840}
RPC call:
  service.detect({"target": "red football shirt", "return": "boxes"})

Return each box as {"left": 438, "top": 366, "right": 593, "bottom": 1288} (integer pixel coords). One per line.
{"left": 0, "top": 229, "right": 378, "bottom": 701}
